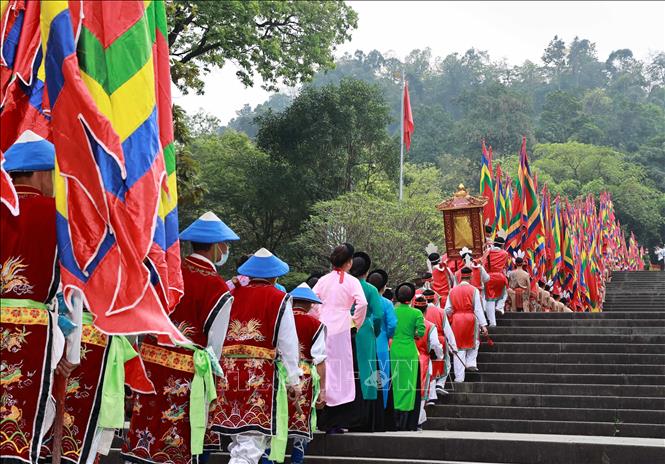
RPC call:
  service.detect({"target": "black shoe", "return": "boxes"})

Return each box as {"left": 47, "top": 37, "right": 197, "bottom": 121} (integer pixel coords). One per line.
{"left": 466, "top": 367, "right": 479, "bottom": 372}
{"left": 325, "top": 427, "right": 345, "bottom": 435}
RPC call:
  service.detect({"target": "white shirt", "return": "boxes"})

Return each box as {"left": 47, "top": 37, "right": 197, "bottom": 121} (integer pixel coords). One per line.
{"left": 442, "top": 311, "right": 458, "bottom": 352}
{"left": 310, "top": 326, "right": 327, "bottom": 365}
{"left": 206, "top": 292, "right": 233, "bottom": 360}
{"left": 444, "top": 281, "right": 488, "bottom": 327}
{"left": 429, "top": 325, "right": 444, "bottom": 359}
{"left": 276, "top": 297, "right": 302, "bottom": 386}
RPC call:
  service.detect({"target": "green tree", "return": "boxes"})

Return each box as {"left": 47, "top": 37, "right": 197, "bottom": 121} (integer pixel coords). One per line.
{"left": 542, "top": 35, "right": 567, "bottom": 87}
{"left": 225, "top": 94, "right": 294, "bottom": 139}
{"left": 185, "top": 130, "right": 312, "bottom": 256}
{"left": 256, "top": 78, "right": 395, "bottom": 195}
{"left": 294, "top": 163, "right": 444, "bottom": 282}
{"left": 451, "top": 82, "right": 535, "bottom": 155}
{"left": 537, "top": 91, "right": 583, "bottom": 143}
{"left": 167, "top": 0, "right": 358, "bottom": 94}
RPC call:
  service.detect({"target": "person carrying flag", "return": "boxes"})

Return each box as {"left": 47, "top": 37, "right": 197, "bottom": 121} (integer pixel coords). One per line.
{"left": 1, "top": 134, "right": 81, "bottom": 464}
{"left": 122, "top": 212, "right": 237, "bottom": 464}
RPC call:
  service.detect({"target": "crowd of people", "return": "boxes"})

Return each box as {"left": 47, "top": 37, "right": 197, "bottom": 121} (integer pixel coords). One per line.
{"left": 0, "top": 135, "right": 637, "bottom": 464}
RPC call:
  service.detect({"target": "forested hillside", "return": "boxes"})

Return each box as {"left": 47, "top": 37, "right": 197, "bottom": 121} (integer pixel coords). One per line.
{"left": 179, "top": 36, "right": 665, "bottom": 282}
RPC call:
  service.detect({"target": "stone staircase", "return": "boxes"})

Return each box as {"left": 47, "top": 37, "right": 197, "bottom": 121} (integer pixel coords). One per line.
{"left": 105, "top": 271, "right": 665, "bottom": 463}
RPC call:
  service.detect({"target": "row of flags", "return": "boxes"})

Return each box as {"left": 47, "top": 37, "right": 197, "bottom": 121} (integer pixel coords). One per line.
{"left": 479, "top": 137, "right": 645, "bottom": 312}
{"left": 0, "top": 0, "right": 186, "bottom": 343}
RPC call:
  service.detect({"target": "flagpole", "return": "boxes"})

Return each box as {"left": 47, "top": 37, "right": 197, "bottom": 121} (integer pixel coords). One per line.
{"left": 399, "top": 68, "right": 405, "bottom": 202}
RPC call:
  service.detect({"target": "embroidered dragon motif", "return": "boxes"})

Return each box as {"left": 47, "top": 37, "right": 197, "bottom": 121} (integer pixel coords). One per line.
{"left": 226, "top": 319, "right": 265, "bottom": 342}
{"left": 0, "top": 327, "right": 31, "bottom": 352}
{"left": 1, "top": 257, "right": 34, "bottom": 295}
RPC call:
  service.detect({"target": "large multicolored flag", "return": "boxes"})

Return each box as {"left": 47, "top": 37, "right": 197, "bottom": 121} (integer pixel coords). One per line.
{"left": 0, "top": 0, "right": 50, "bottom": 149}
{"left": 505, "top": 173, "right": 523, "bottom": 252}
{"left": 518, "top": 136, "right": 543, "bottom": 250}
{"left": 480, "top": 141, "right": 495, "bottom": 227}
{"left": 551, "top": 196, "right": 563, "bottom": 279}
{"left": 41, "top": 0, "right": 186, "bottom": 343}
{"left": 1, "top": 0, "right": 51, "bottom": 215}
{"left": 493, "top": 163, "right": 507, "bottom": 232}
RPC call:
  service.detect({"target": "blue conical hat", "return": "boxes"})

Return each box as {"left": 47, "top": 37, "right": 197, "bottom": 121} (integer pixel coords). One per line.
{"left": 289, "top": 283, "right": 322, "bottom": 304}
{"left": 179, "top": 211, "right": 239, "bottom": 243}
{"left": 238, "top": 248, "right": 289, "bottom": 278}
{"left": 4, "top": 130, "right": 55, "bottom": 172}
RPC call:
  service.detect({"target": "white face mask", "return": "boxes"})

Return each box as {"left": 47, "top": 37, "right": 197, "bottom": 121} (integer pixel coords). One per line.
{"left": 214, "top": 244, "right": 229, "bottom": 267}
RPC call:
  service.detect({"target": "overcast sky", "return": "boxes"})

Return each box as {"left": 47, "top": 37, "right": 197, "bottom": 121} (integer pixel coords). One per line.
{"left": 174, "top": 1, "right": 665, "bottom": 124}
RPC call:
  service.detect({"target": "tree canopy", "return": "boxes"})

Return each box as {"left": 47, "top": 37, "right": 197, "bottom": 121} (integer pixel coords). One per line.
{"left": 167, "top": 0, "right": 358, "bottom": 94}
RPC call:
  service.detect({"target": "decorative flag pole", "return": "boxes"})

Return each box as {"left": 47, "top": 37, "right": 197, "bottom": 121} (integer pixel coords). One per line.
{"left": 399, "top": 68, "right": 405, "bottom": 201}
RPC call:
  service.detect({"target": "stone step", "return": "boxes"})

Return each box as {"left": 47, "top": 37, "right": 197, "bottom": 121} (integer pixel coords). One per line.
{"left": 105, "top": 450, "right": 492, "bottom": 464}
{"left": 485, "top": 342, "right": 665, "bottom": 354}
{"left": 450, "top": 381, "right": 665, "bottom": 397}
{"left": 499, "top": 312, "right": 665, "bottom": 319}
{"left": 490, "top": 326, "right": 665, "bottom": 334}
{"left": 489, "top": 334, "right": 665, "bottom": 343}
{"left": 477, "top": 362, "right": 665, "bottom": 375}
{"left": 431, "top": 404, "right": 665, "bottom": 424}
{"left": 442, "top": 392, "right": 665, "bottom": 410}
{"left": 302, "top": 431, "right": 665, "bottom": 464}
{"left": 471, "top": 372, "right": 665, "bottom": 386}
{"left": 498, "top": 319, "right": 665, "bottom": 327}
{"left": 478, "top": 351, "right": 665, "bottom": 364}
{"left": 604, "top": 291, "right": 665, "bottom": 296}
{"left": 106, "top": 430, "right": 665, "bottom": 464}
{"left": 424, "top": 417, "right": 665, "bottom": 438}
{"left": 602, "top": 306, "right": 665, "bottom": 312}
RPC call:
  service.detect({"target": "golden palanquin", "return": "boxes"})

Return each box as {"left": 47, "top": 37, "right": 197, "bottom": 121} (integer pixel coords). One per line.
{"left": 436, "top": 184, "right": 487, "bottom": 259}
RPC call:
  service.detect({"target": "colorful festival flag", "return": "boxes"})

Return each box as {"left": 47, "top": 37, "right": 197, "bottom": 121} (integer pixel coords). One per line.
{"left": 41, "top": 0, "right": 186, "bottom": 343}
{"left": 480, "top": 141, "right": 495, "bottom": 227}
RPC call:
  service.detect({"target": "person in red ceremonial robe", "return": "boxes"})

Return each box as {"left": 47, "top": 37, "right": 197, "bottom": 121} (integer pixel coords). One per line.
{"left": 482, "top": 234, "right": 510, "bottom": 327}
{"left": 40, "top": 310, "right": 152, "bottom": 464}
{"left": 412, "top": 296, "right": 443, "bottom": 429}
{"left": 1, "top": 133, "right": 80, "bottom": 464}
{"left": 422, "top": 289, "right": 457, "bottom": 399}
{"left": 455, "top": 247, "right": 490, "bottom": 292}
{"left": 122, "top": 212, "right": 237, "bottom": 464}
{"left": 444, "top": 267, "right": 488, "bottom": 382}
{"left": 428, "top": 252, "right": 456, "bottom": 303}
{"left": 209, "top": 248, "right": 301, "bottom": 464}
{"left": 261, "top": 283, "right": 326, "bottom": 464}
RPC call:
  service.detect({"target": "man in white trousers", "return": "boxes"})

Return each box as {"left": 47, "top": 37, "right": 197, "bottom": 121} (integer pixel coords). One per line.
{"left": 482, "top": 235, "right": 510, "bottom": 327}
{"left": 444, "top": 267, "right": 489, "bottom": 382}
